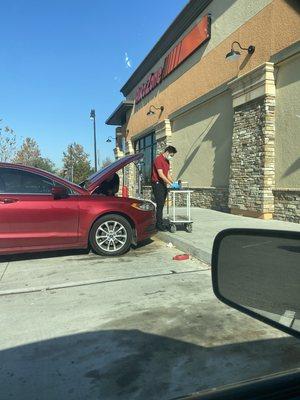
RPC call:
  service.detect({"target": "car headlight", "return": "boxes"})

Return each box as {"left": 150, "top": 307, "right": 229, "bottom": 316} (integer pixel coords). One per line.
{"left": 131, "top": 201, "right": 155, "bottom": 211}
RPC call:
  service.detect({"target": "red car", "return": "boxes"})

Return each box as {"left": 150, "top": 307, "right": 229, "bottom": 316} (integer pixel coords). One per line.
{"left": 0, "top": 154, "right": 156, "bottom": 256}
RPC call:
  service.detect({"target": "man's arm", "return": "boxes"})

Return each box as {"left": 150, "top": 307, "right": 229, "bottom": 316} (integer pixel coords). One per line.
{"left": 157, "top": 169, "right": 172, "bottom": 186}
{"left": 167, "top": 172, "right": 173, "bottom": 184}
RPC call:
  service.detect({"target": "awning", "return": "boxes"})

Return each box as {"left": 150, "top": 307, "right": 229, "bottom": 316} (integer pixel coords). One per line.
{"left": 105, "top": 101, "right": 134, "bottom": 126}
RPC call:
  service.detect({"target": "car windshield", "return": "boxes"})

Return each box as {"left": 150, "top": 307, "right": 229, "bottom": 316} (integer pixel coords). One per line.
{"left": 1, "top": 1, "right": 300, "bottom": 399}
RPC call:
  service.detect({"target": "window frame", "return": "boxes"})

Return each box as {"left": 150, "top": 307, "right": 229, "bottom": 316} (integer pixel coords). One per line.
{"left": 0, "top": 167, "right": 76, "bottom": 196}
{"left": 134, "top": 132, "right": 157, "bottom": 185}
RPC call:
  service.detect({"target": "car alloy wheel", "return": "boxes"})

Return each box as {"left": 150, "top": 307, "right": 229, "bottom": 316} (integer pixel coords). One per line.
{"left": 96, "top": 221, "right": 127, "bottom": 253}
{"left": 90, "top": 214, "right": 133, "bottom": 256}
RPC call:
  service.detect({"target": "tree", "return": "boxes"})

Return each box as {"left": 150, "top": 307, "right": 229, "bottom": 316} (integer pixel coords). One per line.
{"left": 33, "top": 157, "right": 56, "bottom": 173}
{"left": 0, "top": 119, "right": 17, "bottom": 162}
{"left": 62, "top": 142, "right": 92, "bottom": 184}
{"left": 101, "top": 156, "right": 113, "bottom": 169}
{"left": 13, "top": 137, "right": 56, "bottom": 173}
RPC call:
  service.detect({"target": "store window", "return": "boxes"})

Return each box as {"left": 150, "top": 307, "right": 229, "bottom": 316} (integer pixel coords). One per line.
{"left": 135, "top": 132, "right": 157, "bottom": 185}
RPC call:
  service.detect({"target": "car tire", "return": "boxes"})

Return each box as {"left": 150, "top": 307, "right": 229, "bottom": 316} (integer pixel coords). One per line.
{"left": 89, "top": 214, "right": 133, "bottom": 256}
{"left": 186, "top": 223, "right": 193, "bottom": 233}
{"left": 169, "top": 224, "right": 177, "bottom": 233}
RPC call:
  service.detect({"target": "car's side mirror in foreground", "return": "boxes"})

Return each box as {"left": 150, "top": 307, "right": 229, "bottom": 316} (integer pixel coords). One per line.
{"left": 212, "top": 229, "right": 300, "bottom": 338}
{"left": 51, "top": 186, "right": 68, "bottom": 200}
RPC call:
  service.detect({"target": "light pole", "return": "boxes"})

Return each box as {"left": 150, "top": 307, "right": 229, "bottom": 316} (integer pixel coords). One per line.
{"left": 90, "top": 109, "right": 97, "bottom": 171}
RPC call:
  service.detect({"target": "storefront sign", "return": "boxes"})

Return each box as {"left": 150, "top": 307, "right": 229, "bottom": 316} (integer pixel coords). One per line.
{"left": 135, "top": 14, "right": 211, "bottom": 104}
{"left": 135, "top": 68, "right": 163, "bottom": 104}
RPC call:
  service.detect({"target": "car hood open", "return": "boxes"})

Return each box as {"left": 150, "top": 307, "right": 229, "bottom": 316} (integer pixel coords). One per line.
{"left": 84, "top": 153, "right": 143, "bottom": 193}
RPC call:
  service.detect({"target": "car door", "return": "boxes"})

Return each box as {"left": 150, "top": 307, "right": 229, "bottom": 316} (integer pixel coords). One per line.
{"left": 0, "top": 167, "right": 80, "bottom": 251}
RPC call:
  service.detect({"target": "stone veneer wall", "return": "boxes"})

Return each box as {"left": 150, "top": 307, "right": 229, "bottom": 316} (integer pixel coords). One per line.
{"left": 229, "top": 96, "right": 275, "bottom": 216}
{"left": 273, "top": 189, "right": 300, "bottom": 223}
{"left": 156, "top": 137, "right": 170, "bottom": 154}
{"left": 114, "top": 146, "right": 124, "bottom": 197}
{"left": 142, "top": 185, "right": 228, "bottom": 212}
{"left": 167, "top": 187, "right": 229, "bottom": 211}
{"left": 122, "top": 140, "right": 136, "bottom": 197}
{"left": 141, "top": 186, "right": 153, "bottom": 201}
{"left": 189, "top": 188, "right": 228, "bottom": 211}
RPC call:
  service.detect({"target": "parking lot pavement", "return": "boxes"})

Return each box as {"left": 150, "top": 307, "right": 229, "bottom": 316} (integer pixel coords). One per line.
{"left": 1, "top": 238, "right": 300, "bottom": 400}
{"left": 0, "top": 239, "right": 207, "bottom": 295}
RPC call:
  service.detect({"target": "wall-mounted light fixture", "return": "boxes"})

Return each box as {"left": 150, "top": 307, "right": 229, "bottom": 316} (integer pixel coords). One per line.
{"left": 225, "top": 41, "right": 255, "bottom": 61}
{"left": 106, "top": 136, "right": 114, "bottom": 143}
{"left": 146, "top": 105, "right": 164, "bottom": 116}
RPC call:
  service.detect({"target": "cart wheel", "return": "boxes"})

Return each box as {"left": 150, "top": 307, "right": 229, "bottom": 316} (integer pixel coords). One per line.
{"left": 186, "top": 224, "right": 193, "bottom": 233}
{"left": 170, "top": 224, "right": 177, "bottom": 233}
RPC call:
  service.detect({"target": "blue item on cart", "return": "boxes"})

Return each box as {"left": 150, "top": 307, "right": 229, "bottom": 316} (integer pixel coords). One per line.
{"left": 171, "top": 181, "right": 181, "bottom": 190}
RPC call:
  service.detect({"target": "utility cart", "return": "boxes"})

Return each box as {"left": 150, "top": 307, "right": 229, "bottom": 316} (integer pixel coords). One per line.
{"left": 166, "top": 189, "right": 193, "bottom": 233}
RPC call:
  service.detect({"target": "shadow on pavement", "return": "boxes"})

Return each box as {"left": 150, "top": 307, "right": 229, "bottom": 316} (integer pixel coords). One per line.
{"left": 0, "top": 248, "right": 90, "bottom": 263}
{"left": 278, "top": 245, "right": 300, "bottom": 254}
{"left": 133, "top": 238, "right": 154, "bottom": 249}
{"left": 0, "top": 239, "right": 155, "bottom": 263}
{"left": 1, "top": 329, "right": 300, "bottom": 400}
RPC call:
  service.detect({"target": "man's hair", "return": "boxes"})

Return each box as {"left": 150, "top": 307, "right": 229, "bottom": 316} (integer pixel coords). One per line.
{"left": 164, "top": 146, "right": 177, "bottom": 154}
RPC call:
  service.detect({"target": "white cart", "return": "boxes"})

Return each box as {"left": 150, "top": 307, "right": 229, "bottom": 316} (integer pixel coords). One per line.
{"left": 166, "top": 190, "right": 193, "bottom": 233}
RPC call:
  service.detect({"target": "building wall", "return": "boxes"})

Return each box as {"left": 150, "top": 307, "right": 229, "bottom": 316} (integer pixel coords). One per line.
{"left": 127, "top": 0, "right": 274, "bottom": 103}
{"left": 113, "top": 0, "right": 300, "bottom": 221}
{"left": 275, "top": 52, "right": 300, "bottom": 188}
{"left": 125, "top": 0, "right": 300, "bottom": 139}
{"left": 273, "top": 189, "right": 300, "bottom": 223}
{"left": 171, "top": 91, "right": 233, "bottom": 188}
{"left": 272, "top": 51, "right": 300, "bottom": 223}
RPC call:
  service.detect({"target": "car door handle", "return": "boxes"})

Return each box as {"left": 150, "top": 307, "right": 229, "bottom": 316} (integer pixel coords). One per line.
{"left": 0, "top": 198, "right": 19, "bottom": 204}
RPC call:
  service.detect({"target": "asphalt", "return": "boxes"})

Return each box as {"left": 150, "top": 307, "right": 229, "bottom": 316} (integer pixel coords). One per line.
{"left": 1, "top": 239, "right": 300, "bottom": 400}
{"left": 157, "top": 208, "right": 300, "bottom": 264}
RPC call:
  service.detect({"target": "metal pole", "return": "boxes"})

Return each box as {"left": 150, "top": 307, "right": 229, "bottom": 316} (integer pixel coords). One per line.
{"left": 93, "top": 114, "right": 97, "bottom": 172}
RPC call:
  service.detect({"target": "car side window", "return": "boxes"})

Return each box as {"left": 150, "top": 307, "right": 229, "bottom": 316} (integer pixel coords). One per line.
{"left": 0, "top": 168, "right": 57, "bottom": 194}
{"left": 54, "top": 181, "right": 73, "bottom": 195}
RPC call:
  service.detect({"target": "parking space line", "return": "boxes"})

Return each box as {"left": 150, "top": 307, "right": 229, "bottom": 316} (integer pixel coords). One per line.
{"left": 0, "top": 262, "right": 9, "bottom": 282}
{"left": 0, "top": 268, "right": 210, "bottom": 297}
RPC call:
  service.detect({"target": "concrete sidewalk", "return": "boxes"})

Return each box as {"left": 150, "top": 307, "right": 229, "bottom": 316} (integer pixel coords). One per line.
{"left": 157, "top": 208, "right": 300, "bottom": 264}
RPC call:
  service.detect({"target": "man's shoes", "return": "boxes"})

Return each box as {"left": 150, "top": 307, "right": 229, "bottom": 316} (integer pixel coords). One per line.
{"left": 156, "top": 224, "right": 167, "bottom": 232}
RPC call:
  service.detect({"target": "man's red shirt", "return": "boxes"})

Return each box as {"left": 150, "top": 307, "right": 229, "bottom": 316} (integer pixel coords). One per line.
{"left": 151, "top": 154, "right": 170, "bottom": 183}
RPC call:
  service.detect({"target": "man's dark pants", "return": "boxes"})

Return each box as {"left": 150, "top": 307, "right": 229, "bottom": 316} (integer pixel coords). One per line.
{"left": 152, "top": 181, "right": 168, "bottom": 228}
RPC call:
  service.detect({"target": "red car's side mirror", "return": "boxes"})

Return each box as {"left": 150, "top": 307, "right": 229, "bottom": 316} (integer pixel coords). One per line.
{"left": 51, "top": 186, "right": 68, "bottom": 200}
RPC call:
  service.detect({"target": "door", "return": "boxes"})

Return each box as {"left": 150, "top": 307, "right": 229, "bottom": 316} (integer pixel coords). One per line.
{"left": 0, "top": 167, "right": 79, "bottom": 251}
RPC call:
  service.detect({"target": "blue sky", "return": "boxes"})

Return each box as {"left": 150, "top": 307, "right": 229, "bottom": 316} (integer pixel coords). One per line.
{"left": 0, "top": 0, "right": 187, "bottom": 168}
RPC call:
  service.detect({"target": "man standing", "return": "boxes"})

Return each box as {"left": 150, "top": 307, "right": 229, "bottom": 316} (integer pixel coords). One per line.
{"left": 151, "top": 146, "right": 177, "bottom": 231}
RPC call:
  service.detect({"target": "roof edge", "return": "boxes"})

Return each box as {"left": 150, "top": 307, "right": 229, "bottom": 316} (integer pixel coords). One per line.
{"left": 105, "top": 100, "right": 134, "bottom": 126}
{"left": 121, "top": 0, "right": 213, "bottom": 97}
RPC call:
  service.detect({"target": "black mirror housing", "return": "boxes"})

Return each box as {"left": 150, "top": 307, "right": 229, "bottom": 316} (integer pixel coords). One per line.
{"left": 51, "top": 186, "right": 68, "bottom": 200}
{"left": 212, "top": 228, "right": 300, "bottom": 339}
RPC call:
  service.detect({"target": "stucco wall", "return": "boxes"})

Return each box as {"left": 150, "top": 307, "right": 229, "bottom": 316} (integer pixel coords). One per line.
{"left": 128, "top": 0, "right": 273, "bottom": 103}
{"left": 275, "top": 52, "right": 300, "bottom": 188}
{"left": 125, "top": 0, "right": 300, "bottom": 139}
{"left": 171, "top": 91, "right": 233, "bottom": 188}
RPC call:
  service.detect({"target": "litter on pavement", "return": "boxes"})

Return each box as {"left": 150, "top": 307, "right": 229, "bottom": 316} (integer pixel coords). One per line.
{"left": 173, "top": 254, "right": 190, "bottom": 261}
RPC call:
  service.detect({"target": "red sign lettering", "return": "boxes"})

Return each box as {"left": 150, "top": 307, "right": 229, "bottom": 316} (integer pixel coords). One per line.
{"left": 135, "top": 14, "right": 211, "bottom": 104}
{"left": 135, "top": 67, "right": 163, "bottom": 103}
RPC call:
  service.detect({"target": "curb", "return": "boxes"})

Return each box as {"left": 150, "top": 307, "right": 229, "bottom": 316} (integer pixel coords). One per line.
{"left": 156, "top": 232, "right": 211, "bottom": 265}
{"left": 0, "top": 268, "right": 205, "bottom": 296}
